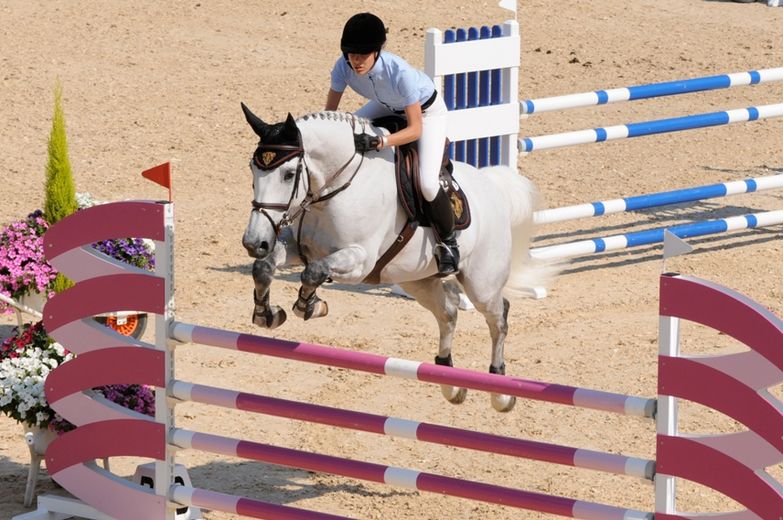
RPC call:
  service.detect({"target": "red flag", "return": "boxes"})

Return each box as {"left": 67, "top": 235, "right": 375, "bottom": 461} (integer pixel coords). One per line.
{"left": 141, "top": 162, "right": 172, "bottom": 201}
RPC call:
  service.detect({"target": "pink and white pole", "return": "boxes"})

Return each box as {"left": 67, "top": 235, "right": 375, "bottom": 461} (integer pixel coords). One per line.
{"left": 170, "top": 322, "right": 656, "bottom": 418}
{"left": 169, "top": 428, "right": 653, "bottom": 520}
{"left": 171, "top": 381, "right": 655, "bottom": 479}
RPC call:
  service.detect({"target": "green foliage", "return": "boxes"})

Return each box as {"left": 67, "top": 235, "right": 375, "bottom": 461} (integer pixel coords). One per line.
{"left": 44, "top": 82, "right": 78, "bottom": 226}
{"left": 44, "top": 82, "right": 78, "bottom": 293}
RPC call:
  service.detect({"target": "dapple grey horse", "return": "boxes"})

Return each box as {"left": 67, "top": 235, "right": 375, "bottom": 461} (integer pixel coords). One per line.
{"left": 241, "top": 104, "right": 551, "bottom": 412}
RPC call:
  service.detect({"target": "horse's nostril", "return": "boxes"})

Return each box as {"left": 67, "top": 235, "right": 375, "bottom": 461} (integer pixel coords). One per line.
{"left": 260, "top": 241, "right": 269, "bottom": 252}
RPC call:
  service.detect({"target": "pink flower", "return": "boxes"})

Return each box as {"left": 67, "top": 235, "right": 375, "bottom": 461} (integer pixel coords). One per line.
{"left": 0, "top": 210, "right": 57, "bottom": 313}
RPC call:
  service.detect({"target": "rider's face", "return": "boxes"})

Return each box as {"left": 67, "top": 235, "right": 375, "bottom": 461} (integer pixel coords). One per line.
{"left": 348, "top": 52, "right": 376, "bottom": 75}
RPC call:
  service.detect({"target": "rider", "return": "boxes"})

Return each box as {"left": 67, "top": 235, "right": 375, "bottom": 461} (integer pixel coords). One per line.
{"left": 325, "top": 12, "right": 459, "bottom": 277}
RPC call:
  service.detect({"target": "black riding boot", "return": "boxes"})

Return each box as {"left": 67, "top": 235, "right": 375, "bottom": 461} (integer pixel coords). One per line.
{"left": 428, "top": 188, "right": 460, "bottom": 277}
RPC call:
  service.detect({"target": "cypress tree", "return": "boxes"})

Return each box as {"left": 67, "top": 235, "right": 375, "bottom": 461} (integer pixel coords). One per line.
{"left": 44, "top": 82, "right": 78, "bottom": 293}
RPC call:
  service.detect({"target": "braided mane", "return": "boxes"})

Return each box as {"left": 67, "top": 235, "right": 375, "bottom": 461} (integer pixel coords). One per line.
{"left": 297, "top": 110, "right": 372, "bottom": 126}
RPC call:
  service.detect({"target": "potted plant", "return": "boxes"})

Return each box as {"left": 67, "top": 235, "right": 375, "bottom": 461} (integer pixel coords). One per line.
{"left": 0, "top": 210, "right": 57, "bottom": 316}
{"left": 0, "top": 321, "right": 72, "bottom": 436}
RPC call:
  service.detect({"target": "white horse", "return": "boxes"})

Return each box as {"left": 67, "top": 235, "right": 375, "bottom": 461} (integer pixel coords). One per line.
{"left": 240, "top": 103, "right": 552, "bottom": 412}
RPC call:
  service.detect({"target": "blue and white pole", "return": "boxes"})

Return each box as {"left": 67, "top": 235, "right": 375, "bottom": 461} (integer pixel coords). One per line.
{"left": 534, "top": 174, "right": 783, "bottom": 225}
{"left": 519, "top": 102, "right": 783, "bottom": 152}
{"left": 530, "top": 210, "right": 783, "bottom": 260}
{"left": 520, "top": 67, "right": 783, "bottom": 114}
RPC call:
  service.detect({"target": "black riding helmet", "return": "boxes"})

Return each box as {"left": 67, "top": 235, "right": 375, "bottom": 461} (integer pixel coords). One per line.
{"left": 340, "top": 12, "right": 387, "bottom": 55}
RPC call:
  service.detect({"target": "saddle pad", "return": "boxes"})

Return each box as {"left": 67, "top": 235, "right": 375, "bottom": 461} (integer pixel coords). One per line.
{"left": 394, "top": 142, "right": 471, "bottom": 231}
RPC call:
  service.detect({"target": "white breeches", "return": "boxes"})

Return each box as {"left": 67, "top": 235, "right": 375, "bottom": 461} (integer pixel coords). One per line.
{"left": 355, "top": 95, "right": 448, "bottom": 202}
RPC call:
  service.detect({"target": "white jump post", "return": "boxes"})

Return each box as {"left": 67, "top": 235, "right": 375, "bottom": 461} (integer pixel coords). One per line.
{"left": 425, "top": 20, "right": 520, "bottom": 170}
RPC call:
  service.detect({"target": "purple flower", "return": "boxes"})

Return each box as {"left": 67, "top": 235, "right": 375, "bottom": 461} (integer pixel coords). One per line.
{"left": 92, "top": 238, "right": 155, "bottom": 270}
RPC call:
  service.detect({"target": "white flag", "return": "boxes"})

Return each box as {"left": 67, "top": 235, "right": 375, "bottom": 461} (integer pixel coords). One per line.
{"left": 663, "top": 229, "right": 693, "bottom": 260}
{"left": 498, "top": 0, "right": 517, "bottom": 13}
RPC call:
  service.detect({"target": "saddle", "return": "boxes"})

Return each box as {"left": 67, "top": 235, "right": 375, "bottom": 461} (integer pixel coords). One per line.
{"left": 373, "top": 116, "right": 471, "bottom": 230}
{"left": 362, "top": 116, "right": 471, "bottom": 284}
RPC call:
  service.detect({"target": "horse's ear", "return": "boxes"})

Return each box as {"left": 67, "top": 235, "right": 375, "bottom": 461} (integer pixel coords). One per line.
{"left": 283, "top": 113, "right": 299, "bottom": 140}
{"left": 241, "top": 102, "right": 267, "bottom": 138}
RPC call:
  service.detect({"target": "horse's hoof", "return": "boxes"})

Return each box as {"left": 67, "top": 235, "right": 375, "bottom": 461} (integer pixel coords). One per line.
{"left": 441, "top": 385, "right": 467, "bottom": 404}
{"left": 292, "top": 296, "right": 329, "bottom": 320}
{"left": 253, "top": 306, "right": 287, "bottom": 329}
{"left": 491, "top": 394, "right": 516, "bottom": 413}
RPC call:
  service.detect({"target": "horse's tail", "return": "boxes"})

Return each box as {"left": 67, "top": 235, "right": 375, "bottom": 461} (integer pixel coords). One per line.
{"left": 483, "top": 166, "right": 561, "bottom": 297}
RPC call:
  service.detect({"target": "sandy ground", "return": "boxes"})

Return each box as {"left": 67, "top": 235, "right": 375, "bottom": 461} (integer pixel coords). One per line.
{"left": 1, "top": 1, "right": 783, "bottom": 519}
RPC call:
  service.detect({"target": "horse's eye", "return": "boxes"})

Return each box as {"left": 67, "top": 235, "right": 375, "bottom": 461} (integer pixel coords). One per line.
{"left": 283, "top": 171, "right": 295, "bottom": 182}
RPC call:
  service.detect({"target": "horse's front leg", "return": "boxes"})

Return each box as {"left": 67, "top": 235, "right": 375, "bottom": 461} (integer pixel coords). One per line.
{"left": 252, "top": 230, "right": 302, "bottom": 329}
{"left": 292, "top": 246, "right": 368, "bottom": 320}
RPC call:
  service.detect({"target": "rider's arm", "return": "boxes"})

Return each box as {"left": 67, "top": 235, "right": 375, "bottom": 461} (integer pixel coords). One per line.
{"left": 325, "top": 89, "right": 343, "bottom": 111}
{"left": 379, "top": 102, "right": 423, "bottom": 149}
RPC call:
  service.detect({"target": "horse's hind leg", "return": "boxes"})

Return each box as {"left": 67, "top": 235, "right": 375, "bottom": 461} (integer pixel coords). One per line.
{"left": 398, "top": 279, "right": 466, "bottom": 405}
{"left": 458, "top": 278, "right": 515, "bottom": 412}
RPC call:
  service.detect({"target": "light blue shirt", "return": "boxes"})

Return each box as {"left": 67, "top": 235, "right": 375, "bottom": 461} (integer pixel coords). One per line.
{"left": 330, "top": 51, "right": 435, "bottom": 113}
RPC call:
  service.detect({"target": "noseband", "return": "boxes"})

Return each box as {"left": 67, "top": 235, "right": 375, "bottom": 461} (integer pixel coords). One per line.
{"left": 250, "top": 141, "right": 306, "bottom": 237}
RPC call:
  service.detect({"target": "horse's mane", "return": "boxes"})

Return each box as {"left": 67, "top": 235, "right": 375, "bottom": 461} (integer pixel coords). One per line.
{"left": 297, "top": 110, "right": 372, "bottom": 127}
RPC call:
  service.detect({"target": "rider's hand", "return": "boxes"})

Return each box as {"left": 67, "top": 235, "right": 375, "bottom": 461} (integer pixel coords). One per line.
{"left": 354, "top": 132, "right": 381, "bottom": 153}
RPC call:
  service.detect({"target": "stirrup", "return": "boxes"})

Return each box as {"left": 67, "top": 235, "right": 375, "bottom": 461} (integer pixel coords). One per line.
{"left": 434, "top": 242, "right": 459, "bottom": 277}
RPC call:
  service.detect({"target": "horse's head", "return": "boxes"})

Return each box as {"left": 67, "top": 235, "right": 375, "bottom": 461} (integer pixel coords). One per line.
{"left": 240, "top": 102, "right": 306, "bottom": 259}
{"left": 240, "top": 103, "right": 370, "bottom": 259}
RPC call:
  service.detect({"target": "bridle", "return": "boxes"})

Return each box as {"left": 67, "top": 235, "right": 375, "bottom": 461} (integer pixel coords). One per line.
{"left": 249, "top": 114, "right": 366, "bottom": 239}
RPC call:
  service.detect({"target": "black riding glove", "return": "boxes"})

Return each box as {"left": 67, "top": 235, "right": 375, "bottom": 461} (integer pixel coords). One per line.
{"left": 354, "top": 133, "right": 381, "bottom": 153}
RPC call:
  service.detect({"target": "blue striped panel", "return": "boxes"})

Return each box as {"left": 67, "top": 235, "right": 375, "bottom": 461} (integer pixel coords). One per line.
{"left": 477, "top": 26, "right": 492, "bottom": 167}
{"left": 444, "top": 29, "right": 456, "bottom": 161}
{"left": 489, "top": 24, "right": 502, "bottom": 165}
{"left": 749, "top": 70, "right": 761, "bottom": 84}
{"left": 746, "top": 214, "right": 758, "bottom": 227}
{"left": 466, "top": 27, "right": 480, "bottom": 167}
{"left": 596, "top": 91, "right": 609, "bottom": 105}
{"left": 748, "top": 107, "right": 760, "bottom": 121}
{"left": 522, "top": 138, "right": 533, "bottom": 153}
{"left": 591, "top": 202, "right": 605, "bottom": 216}
{"left": 745, "top": 179, "right": 757, "bottom": 192}
{"left": 454, "top": 28, "right": 468, "bottom": 162}
{"left": 593, "top": 238, "right": 606, "bottom": 253}
{"left": 595, "top": 128, "right": 608, "bottom": 142}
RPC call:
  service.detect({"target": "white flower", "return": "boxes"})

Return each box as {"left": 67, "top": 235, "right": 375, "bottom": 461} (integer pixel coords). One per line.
{"left": 0, "top": 327, "right": 73, "bottom": 428}
{"left": 76, "top": 192, "right": 100, "bottom": 209}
